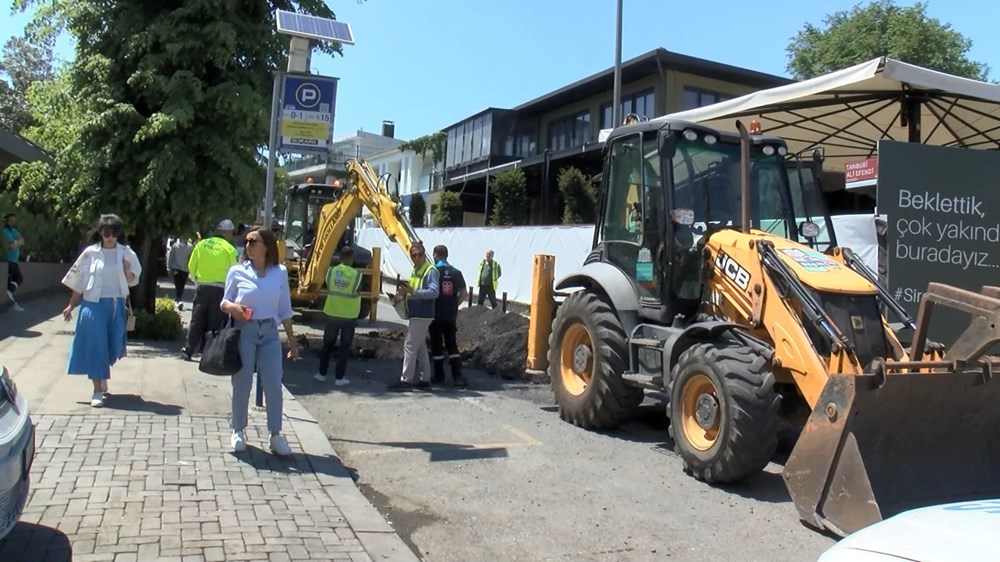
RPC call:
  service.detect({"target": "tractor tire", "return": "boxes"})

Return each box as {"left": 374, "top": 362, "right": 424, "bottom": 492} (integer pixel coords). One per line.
{"left": 668, "top": 342, "right": 780, "bottom": 483}
{"left": 548, "top": 290, "right": 643, "bottom": 429}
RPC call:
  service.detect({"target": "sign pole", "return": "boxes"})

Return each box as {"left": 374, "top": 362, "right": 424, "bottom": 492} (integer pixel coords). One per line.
{"left": 263, "top": 71, "right": 283, "bottom": 228}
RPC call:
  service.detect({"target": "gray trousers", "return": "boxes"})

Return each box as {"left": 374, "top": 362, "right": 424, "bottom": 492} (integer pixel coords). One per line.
{"left": 401, "top": 318, "right": 432, "bottom": 383}
{"left": 231, "top": 318, "right": 284, "bottom": 433}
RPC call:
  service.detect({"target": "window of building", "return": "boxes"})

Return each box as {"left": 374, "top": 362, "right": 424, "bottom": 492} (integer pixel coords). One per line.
{"left": 504, "top": 124, "right": 537, "bottom": 158}
{"left": 681, "top": 87, "right": 734, "bottom": 110}
{"left": 600, "top": 89, "right": 655, "bottom": 129}
{"left": 548, "top": 110, "right": 591, "bottom": 152}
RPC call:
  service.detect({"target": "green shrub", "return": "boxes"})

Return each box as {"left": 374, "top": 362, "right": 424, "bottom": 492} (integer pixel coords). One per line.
{"left": 132, "top": 297, "right": 183, "bottom": 340}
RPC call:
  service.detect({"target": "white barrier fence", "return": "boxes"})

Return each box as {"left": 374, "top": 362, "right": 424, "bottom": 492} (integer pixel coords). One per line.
{"left": 356, "top": 214, "right": 880, "bottom": 306}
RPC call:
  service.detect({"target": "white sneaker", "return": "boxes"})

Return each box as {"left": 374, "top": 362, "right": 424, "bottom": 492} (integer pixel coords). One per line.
{"left": 313, "top": 373, "right": 327, "bottom": 382}
{"left": 269, "top": 433, "right": 292, "bottom": 456}
{"left": 231, "top": 430, "right": 247, "bottom": 452}
{"left": 334, "top": 378, "right": 350, "bottom": 386}
{"left": 90, "top": 392, "right": 104, "bottom": 408}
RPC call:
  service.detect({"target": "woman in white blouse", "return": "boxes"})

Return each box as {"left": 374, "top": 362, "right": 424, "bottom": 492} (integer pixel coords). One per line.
{"left": 61, "top": 214, "right": 142, "bottom": 408}
{"left": 220, "top": 226, "right": 299, "bottom": 456}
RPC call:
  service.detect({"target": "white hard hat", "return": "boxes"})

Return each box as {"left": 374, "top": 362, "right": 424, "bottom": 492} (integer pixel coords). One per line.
{"left": 216, "top": 219, "right": 235, "bottom": 231}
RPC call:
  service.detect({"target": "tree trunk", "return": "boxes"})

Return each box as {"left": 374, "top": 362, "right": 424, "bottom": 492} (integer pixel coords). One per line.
{"left": 129, "top": 228, "right": 161, "bottom": 312}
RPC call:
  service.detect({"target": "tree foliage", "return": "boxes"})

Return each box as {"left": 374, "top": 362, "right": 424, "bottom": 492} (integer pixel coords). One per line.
{"left": 787, "top": 0, "right": 989, "bottom": 81}
{"left": 6, "top": 0, "right": 349, "bottom": 309}
{"left": 398, "top": 131, "right": 447, "bottom": 164}
{"left": 0, "top": 35, "right": 56, "bottom": 133}
{"left": 489, "top": 169, "right": 527, "bottom": 226}
{"left": 432, "top": 191, "right": 463, "bottom": 227}
{"left": 408, "top": 192, "right": 426, "bottom": 227}
{"left": 557, "top": 166, "right": 596, "bottom": 224}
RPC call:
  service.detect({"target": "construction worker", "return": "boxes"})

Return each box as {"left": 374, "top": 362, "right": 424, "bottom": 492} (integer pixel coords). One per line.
{"left": 389, "top": 241, "right": 439, "bottom": 391}
{"left": 429, "top": 244, "right": 468, "bottom": 389}
{"left": 476, "top": 249, "right": 502, "bottom": 309}
{"left": 181, "top": 219, "right": 238, "bottom": 360}
{"left": 314, "top": 246, "right": 362, "bottom": 385}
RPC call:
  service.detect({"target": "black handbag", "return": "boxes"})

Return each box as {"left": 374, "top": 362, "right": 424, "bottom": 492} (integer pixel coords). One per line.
{"left": 198, "top": 317, "right": 243, "bottom": 376}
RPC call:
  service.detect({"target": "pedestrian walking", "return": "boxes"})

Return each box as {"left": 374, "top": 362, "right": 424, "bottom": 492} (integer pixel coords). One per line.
{"left": 60, "top": 214, "right": 142, "bottom": 408}
{"left": 3, "top": 213, "right": 25, "bottom": 312}
{"left": 388, "top": 242, "right": 439, "bottom": 391}
{"left": 181, "top": 219, "right": 238, "bottom": 360}
{"left": 314, "top": 246, "right": 362, "bottom": 385}
{"left": 220, "top": 226, "right": 300, "bottom": 456}
{"left": 429, "top": 245, "right": 468, "bottom": 388}
{"left": 476, "top": 249, "right": 502, "bottom": 309}
{"left": 167, "top": 236, "right": 194, "bottom": 310}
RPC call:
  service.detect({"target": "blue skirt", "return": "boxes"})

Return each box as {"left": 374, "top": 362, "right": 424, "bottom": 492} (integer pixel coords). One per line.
{"left": 67, "top": 297, "right": 127, "bottom": 380}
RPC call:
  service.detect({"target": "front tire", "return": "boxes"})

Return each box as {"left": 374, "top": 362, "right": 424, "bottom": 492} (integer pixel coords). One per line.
{"left": 668, "top": 342, "right": 780, "bottom": 483}
{"left": 548, "top": 291, "right": 643, "bottom": 429}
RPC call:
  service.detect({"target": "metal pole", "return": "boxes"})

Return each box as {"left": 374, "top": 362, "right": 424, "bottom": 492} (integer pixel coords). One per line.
{"left": 263, "top": 72, "right": 283, "bottom": 228}
{"left": 611, "top": 0, "right": 623, "bottom": 128}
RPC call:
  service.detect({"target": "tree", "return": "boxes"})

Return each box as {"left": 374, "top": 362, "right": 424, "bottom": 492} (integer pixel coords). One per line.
{"left": 409, "top": 192, "right": 426, "bottom": 227}
{"left": 489, "top": 169, "right": 527, "bottom": 226}
{"left": 398, "top": 131, "right": 447, "bottom": 165}
{"left": 7, "top": 0, "right": 348, "bottom": 310}
{"left": 787, "top": 1, "right": 989, "bottom": 81}
{"left": 557, "top": 166, "right": 597, "bottom": 224}
{"left": 0, "top": 35, "right": 56, "bottom": 134}
{"left": 432, "top": 191, "right": 463, "bottom": 227}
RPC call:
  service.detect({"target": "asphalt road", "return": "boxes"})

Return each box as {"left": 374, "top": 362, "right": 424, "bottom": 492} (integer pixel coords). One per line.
{"left": 284, "top": 302, "right": 838, "bottom": 562}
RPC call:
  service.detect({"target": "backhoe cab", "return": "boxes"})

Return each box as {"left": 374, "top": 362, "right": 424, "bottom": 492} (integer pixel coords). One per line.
{"left": 528, "top": 117, "right": 1000, "bottom": 537}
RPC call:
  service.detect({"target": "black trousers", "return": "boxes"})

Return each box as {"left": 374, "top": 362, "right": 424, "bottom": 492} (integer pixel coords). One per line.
{"left": 477, "top": 284, "right": 497, "bottom": 308}
{"left": 429, "top": 318, "right": 463, "bottom": 380}
{"left": 319, "top": 317, "right": 356, "bottom": 379}
{"left": 173, "top": 270, "right": 189, "bottom": 301}
{"left": 185, "top": 285, "right": 225, "bottom": 353}
{"left": 6, "top": 262, "right": 22, "bottom": 295}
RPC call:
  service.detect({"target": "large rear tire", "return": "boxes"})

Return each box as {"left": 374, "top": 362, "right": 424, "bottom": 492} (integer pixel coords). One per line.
{"left": 548, "top": 291, "right": 644, "bottom": 429}
{"left": 668, "top": 342, "right": 780, "bottom": 483}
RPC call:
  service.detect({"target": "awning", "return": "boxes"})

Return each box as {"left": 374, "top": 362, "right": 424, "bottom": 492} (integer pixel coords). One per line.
{"left": 645, "top": 57, "right": 1000, "bottom": 173}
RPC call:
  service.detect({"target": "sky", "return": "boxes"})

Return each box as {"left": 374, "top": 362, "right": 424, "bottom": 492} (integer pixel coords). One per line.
{"left": 4, "top": 0, "right": 1000, "bottom": 141}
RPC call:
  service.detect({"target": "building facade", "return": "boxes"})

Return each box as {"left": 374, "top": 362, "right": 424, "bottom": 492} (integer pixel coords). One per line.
{"left": 439, "top": 48, "right": 793, "bottom": 225}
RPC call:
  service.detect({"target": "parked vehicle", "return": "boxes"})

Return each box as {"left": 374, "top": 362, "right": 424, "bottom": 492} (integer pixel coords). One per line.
{"left": 0, "top": 360, "right": 34, "bottom": 540}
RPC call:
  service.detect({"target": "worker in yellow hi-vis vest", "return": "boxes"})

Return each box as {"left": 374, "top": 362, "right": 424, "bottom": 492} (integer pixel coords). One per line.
{"left": 314, "top": 246, "right": 362, "bottom": 386}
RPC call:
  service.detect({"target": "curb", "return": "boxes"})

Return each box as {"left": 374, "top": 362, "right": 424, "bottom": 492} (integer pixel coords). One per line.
{"left": 280, "top": 385, "right": 421, "bottom": 562}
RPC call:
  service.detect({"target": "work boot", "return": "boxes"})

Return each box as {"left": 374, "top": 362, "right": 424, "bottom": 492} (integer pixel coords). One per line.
{"left": 450, "top": 358, "right": 468, "bottom": 389}
{"left": 431, "top": 359, "right": 446, "bottom": 384}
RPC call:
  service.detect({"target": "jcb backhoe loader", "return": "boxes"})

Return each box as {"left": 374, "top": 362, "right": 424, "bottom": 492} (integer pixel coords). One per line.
{"left": 526, "top": 118, "right": 1000, "bottom": 537}
{"left": 278, "top": 159, "right": 420, "bottom": 310}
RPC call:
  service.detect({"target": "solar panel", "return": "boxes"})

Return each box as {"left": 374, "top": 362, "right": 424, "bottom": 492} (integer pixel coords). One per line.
{"left": 275, "top": 9, "right": 355, "bottom": 45}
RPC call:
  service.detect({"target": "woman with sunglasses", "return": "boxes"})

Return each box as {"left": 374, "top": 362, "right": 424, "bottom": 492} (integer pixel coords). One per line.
{"left": 61, "top": 214, "right": 142, "bottom": 408}
{"left": 220, "top": 227, "right": 300, "bottom": 455}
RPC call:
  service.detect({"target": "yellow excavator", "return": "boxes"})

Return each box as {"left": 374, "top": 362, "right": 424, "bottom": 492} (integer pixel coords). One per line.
{"left": 278, "top": 159, "right": 420, "bottom": 313}
{"left": 526, "top": 118, "right": 1000, "bottom": 537}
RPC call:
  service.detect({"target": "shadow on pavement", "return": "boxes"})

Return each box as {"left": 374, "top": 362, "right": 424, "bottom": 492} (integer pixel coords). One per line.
{"left": 0, "top": 521, "right": 72, "bottom": 562}
{"left": 329, "top": 437, "right": 510, "bottom": 462}
{"left": 95, "top": 393, "right": 184, "bottom": 415}
{"left": 0, "top": 295, "right": 66, "bottom": 343}
{"left": 231, "top": 446, "right": 365, "bottom": 481}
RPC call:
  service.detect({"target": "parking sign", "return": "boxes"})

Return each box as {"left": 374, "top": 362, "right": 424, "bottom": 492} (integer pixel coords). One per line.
{"left": 279, "top": 74, "right": 339, "bottom": 153}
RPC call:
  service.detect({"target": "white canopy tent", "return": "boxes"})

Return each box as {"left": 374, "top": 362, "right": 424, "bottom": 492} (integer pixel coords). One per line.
{"left": 624, "top": 57, "right": 1000, "bottom": 175}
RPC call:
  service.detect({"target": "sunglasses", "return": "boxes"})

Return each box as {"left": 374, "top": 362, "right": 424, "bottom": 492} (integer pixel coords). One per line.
{"left": 245, "top": 238, "right": 260, "bottom": 246}
{"left": 101, "top": 229, "right": 119, "bottom": 238}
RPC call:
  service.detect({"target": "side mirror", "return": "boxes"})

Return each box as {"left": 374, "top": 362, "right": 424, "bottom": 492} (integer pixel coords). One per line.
{"left": 799, "top": 221, "right": 820, "bottom": 239}
{"left": 658, "top": 131, "right": 676, "bottom": 159}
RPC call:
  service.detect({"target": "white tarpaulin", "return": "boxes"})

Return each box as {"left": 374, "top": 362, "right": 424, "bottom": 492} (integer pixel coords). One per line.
{"left": 357, "top": 214, "right": 878, "bottom": 305}
{"left": 651, "top": 57, "right": 1000, "bottom": 174}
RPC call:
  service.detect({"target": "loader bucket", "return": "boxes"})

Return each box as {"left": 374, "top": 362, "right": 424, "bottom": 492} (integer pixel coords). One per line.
{"left": 783, "top": 369, "right": 1000, "bottom": 537}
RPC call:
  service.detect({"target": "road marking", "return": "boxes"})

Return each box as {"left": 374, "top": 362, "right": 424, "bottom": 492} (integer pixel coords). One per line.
{"left": 502, "top": 424, "right": 541, "bottom": 446}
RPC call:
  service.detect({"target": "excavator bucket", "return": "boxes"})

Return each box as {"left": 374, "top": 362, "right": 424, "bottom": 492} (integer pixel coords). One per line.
{"left": 783, "top": 282, "right": 1000, "bottom": 537}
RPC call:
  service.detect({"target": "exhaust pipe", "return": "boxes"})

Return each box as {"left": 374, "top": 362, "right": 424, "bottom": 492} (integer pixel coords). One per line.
{"left": 736, "top": 120, "right": 751, "bottom": 234}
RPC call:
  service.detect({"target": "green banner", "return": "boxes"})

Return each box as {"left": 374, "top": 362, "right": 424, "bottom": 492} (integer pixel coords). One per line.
{"left": 877, "top": 140, "right": 1000, "bottom": 346}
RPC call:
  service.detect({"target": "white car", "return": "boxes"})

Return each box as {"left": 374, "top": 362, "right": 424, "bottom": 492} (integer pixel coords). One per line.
{"left": 0, "top": 362, "right": 34, "bottom": 540}
{"left": 818, "top": 499, "right": 1000, "bottom": 561}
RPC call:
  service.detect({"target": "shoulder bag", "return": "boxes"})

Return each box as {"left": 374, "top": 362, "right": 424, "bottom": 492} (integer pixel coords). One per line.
{"left": 199, "top": 316, "right": 243, "bottom": 376}
{"left": 125, "top": 297, "right": 136, "bottom": 332}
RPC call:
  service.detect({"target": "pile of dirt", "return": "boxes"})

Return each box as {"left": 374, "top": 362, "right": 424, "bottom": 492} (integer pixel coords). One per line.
{"left": 455, "top": 306, "right": 530, "bottom": 380}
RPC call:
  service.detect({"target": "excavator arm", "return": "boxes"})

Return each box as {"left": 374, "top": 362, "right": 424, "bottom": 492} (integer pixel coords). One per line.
{"left": 296, "top": 159, "right": 420, "bottom": 295}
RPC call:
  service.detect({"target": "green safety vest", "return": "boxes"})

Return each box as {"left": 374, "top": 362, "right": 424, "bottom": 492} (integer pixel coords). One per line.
{"left": 407, "top": 261, "right": 436, "bottom": 319}
{"left": 323, "top": 264, "right": 362, "bottom": 319}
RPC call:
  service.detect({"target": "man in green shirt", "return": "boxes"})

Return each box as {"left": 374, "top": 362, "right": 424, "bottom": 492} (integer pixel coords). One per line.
{"left": 181, "top": 219, "right": 238, "bottom": 360}
{"left": 315, "top": 246, "right": 362, "bottom": 385}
